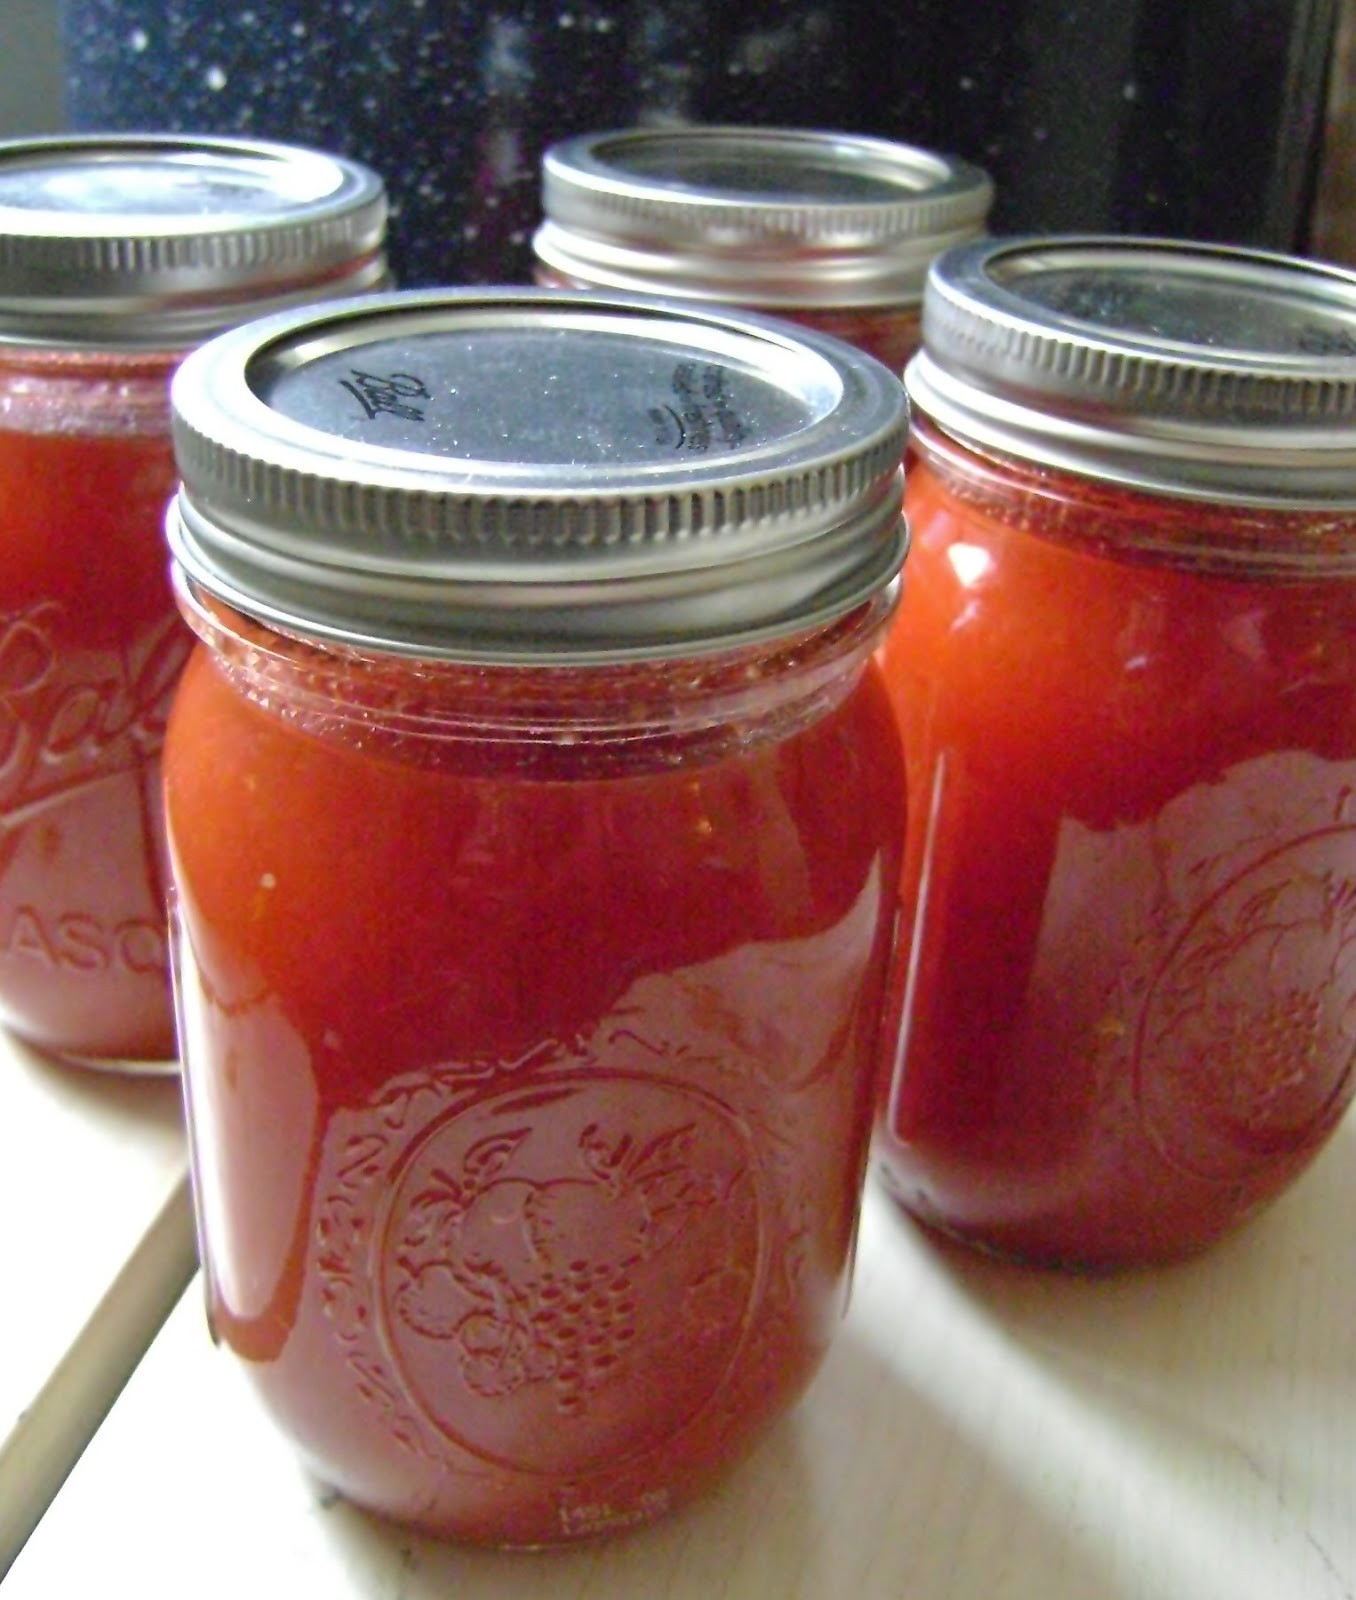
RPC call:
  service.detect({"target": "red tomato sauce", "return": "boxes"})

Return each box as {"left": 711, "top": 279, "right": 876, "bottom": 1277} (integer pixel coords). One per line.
{"left": 164, "top": 597, "right": 905, "bottom": 1542}
{"left": 0, "top": 353, "right": 185, "bottom": 1061}
{"left": 876, "top": 417, "right": 1356, "bottom": 1267}
{"left": 780, "top": 303, "right": 921, "bottom": 375}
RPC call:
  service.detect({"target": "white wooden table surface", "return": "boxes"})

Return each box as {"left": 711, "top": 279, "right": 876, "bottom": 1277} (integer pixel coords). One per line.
{"left": 7, "top": 1110, "right": 1356, "bottom": 1600}
{"left": 0, "top": 1036, "right": 195, "bottom": 1576}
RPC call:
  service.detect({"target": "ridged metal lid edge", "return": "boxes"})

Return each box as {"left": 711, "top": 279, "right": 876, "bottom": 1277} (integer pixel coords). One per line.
{"left": 536, "top": 127, "right": 993, "bottom": 307}
{"left": 0, "top": 134, "right": 388, "bottom": 346}
{"left": 909, "top": 234, "right": 1356, "bottom": 505}
{"left": 168, "top": 287, "right": 910, "bottom": 661}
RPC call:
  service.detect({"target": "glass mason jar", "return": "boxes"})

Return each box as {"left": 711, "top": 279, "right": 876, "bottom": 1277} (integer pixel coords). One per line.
{"left": 162, "top": 288, "right": 910, "bottom": 1543}
{"left": 0, "top": 134, "right": 386, "bottom": 1068}
{"left": 876, "top": 237, "right": 1356, "bottom": 1269}
{"left": 533, "top": 127, "right": 992, "bottom": 371}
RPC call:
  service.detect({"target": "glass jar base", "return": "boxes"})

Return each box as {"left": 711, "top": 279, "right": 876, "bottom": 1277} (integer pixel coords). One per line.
{"left": 4, "top": 1025, "right": 179, "bottom": 1077}
{"left": 60, "top": 1051, "right": 181, "bottom": 1077}
{"left": 306, "top": 1470, "right": 690, "bottom": 1550}
{"left": 872, "top": 1163, "right": 1262, "bottom": 1275}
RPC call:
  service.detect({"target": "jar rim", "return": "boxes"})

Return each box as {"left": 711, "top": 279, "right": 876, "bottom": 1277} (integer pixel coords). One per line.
{"left": 173, "top": 566, "right": 898, "bottom": 776}
{"left": 909, "top": 407, "right": 1356, "bottom": 574}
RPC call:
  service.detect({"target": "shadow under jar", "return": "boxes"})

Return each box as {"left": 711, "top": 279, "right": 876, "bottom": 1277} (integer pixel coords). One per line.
{"left": 161, "top": 288, "right": 910, "bottom": 1543}
{"left": 533, "top": 126, "right": 992, "bottom": 373}
{"left": 877, "top": 236, "right": 1356, "bottom": 1269}
{"left": 0, "top": 133, "right": 386, "bottom": 1068}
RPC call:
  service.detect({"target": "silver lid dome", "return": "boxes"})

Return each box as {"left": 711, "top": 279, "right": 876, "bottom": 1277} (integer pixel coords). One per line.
{"left": 167, "top": 287, "right": 909, "bottom": 662}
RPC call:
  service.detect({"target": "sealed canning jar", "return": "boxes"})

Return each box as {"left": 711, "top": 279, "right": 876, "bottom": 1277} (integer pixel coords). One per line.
{"left": 533, "top": 127, "right": 992, "bottom": 371}
{"left": 0, "top": 134, "right": 386, "bottom": 1067}
{"left": 163, "top": 288, "right": 909, "bottom": 1543}
{"left": 877, "top": 236, "right": 1356, "bottom": 1268}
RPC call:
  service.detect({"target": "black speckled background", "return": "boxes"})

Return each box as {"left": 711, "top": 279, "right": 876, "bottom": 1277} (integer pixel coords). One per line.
{"left": 61, "top": 0, "right": 1340, "bottom": 287}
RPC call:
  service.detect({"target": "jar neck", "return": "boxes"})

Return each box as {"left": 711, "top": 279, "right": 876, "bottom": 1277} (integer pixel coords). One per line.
{"left": 0, "top": 344, "right": 178, "bottom": 436}
{"left": 909, "top": 410, "right": 1356, "bottom": 577}
{"left": 176, "top": 573, "right": 897, "bottom": 778}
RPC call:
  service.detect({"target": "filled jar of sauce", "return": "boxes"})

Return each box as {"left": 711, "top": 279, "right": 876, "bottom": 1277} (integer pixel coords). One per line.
{"left": 162, "top": 287, "right": 910, "bottom": 1542}
{"left": 0, "top": 133, "right": 387, "bottom": 1067}
{"left": 878, "top": 236, "right": 1356, "bottom": 1268}
{"left": 533, "top": 126, "right": 992, "bottom": 371}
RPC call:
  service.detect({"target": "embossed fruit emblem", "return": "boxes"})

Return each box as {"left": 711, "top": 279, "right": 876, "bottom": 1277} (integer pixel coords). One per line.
{"left": 1136, "top": 834, "right": 1356, "bottom": 1181}
{"left": 377, "top": 1077, "right": 761, "bottom": 1475}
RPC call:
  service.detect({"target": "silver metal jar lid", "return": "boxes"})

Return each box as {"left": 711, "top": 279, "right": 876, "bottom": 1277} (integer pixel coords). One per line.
{"left": 167, "top": 287, "right": 909, "bottom": 662}
{"left": 534, "top": 127, "right": 992, "bottom": 310}
{"left": 907, "top": 235, "right": 1356, "bottom": 506}
{"left": 0, "top": 133, "right": 388, "bottom": 348}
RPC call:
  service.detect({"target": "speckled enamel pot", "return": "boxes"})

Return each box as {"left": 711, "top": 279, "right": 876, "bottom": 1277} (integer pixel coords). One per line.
{"left": 60, "top": 2, "right": 928, "bottom": 286}
{"left": 63, "top": 2, "right": 1338, "bottom": 288}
